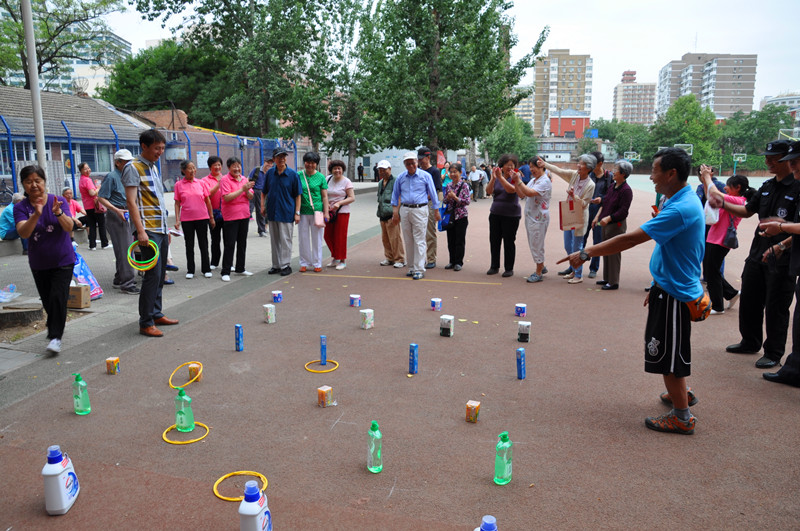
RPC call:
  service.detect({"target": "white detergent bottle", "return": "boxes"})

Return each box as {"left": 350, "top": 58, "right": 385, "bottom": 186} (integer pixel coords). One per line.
{"left": 41, "top": 445, "right": 80, "bottom": 515}
{"left": 239, "top": 480, "right": 272, "bottom": 531}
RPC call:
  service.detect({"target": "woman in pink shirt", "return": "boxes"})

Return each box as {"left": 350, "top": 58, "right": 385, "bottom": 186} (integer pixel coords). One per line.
{"left": 201, "top": 155, "right": 224, "bottom": 269}
{"left": 219, "top": 157, "right": 254, "bottom": 281}
{"left": 77, "top": 162, "right": 109, "bottom": 250}
{"left": 174, "top": 160, "right": 215, "bottom": 279}
{"left": 324, "top": 159, "right": 355, "bottom": 270}
{"left": 700, "top": 167, "right": 754, "bottom": 314}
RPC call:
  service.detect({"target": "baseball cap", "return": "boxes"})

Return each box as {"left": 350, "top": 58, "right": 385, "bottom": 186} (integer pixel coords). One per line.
{"left": 761, "top": 140, "right": 791, "bottom": 156}
{"left": 114, "top": 149, "right": 134, "bottom": 161}
{"left": 377, "top": 160, "right": 391, "bottom": 169}
{"left": 779, "top": 140, "right": 800, "bottom": 162}
{"left": 272, "top": 147, "right": 288, "bottom": 158}
{"left": 403, "top": 151, "right": 417, "bottom": 162}
{"left": 417, "top": 146, "right": 432, "bottom": 158}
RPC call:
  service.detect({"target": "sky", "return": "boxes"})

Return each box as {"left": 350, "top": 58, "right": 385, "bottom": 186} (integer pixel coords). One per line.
{"left": 107, "top": 0, "right": 800, "bottom": 120}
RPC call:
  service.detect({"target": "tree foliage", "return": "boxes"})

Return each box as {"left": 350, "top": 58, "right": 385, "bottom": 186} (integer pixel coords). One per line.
{"left": 576, "top": 136, "right": 597, "bottom": 156}
{"left": 359, "top": 0, "right": 548, "bottom": 151}
{"left": 98, "top": 40, "right": 230, "bottom": 129}
{"left": 646, "top": 95, "right": 719, "bottom": 165}
{"left": 717, "top": 104, "right": 792, "bottom": 156}
{"left": 0, "top": 0, "right": 125, "bottom": 90}
{"left": 484, "top": 114, "right": 538, "bottom": 162}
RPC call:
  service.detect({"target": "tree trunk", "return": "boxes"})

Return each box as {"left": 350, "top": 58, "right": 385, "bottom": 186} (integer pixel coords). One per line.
{"left": 467, "top": 138, "right": 477, "bottom": 168}
{"left": 347, "top": 137, "right": 357, "bottom": 182}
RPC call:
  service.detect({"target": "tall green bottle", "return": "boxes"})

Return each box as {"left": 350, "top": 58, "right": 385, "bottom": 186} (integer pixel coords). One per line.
{"left": 71, "top": 373, "right": 91, "bottom": 415}
{"left": 493, "top": 431, "right": 512, "bottom": 485}
{"left": 367, "top": 420, "right": 383, "bottom": 473}
{"left": 174, "top": 387, "right": 195, "bottom": 432}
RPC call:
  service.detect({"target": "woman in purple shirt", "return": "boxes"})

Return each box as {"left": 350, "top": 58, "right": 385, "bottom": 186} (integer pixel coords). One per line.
{"left": 486, "top": 153, "right": 522, "bottom": 277}
{"left": 14, "top": 165, "right": 76, "bottom": 354}
{"left": 442, "top": 162, "right": 471, "bottom": 271}
{"left": 591, "top": 160, "right": 634, "bottom": 290}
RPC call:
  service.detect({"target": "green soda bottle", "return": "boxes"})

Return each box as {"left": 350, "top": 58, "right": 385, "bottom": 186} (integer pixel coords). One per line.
{"left": 174, "top": 387, "right": 195, "bottom": 432}
{"left": 367, "top": 420, "right": 383, "bottom": 473}
{"left": 493, "top": 431, "right": 512, "bottom": 485}
{"left": 71, "top": 373, "right": 91, "bottom": 415}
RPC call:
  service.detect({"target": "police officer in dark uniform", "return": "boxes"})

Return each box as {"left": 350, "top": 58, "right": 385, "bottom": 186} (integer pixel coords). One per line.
{"left": 716, "top": 140, "right": 800, "bottom": 368}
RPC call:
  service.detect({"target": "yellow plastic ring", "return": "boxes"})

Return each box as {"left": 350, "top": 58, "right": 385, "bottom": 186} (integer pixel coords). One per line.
{"left": 169, "top": 361, "right": 203, "bottom": 389}
{"left": 213, "top": 471, "right": 269, "bottom": 502}
{"left": 304, "top": 359, "right": 339, "bottom": 373}
{"left": 127, "top": 240, "right": 160, "bottom": 271}
{"left": 162, "top": 422, "right": 210, "bottom": 445}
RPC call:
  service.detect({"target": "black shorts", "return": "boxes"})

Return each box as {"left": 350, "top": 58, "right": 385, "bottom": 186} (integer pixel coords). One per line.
{"left": 644, "top": 284, "right": 692, "bottom": 377}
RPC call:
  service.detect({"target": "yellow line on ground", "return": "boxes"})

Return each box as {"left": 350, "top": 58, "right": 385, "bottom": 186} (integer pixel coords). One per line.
{"left": 305, "top": 273, "right": 503, "bottom": 286}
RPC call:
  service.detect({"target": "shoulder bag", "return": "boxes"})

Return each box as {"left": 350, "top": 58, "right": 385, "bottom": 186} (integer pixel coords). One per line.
{"left": 722, "top": 212, "right": 738, "bottom": 249}
{"left": 302, "top": 172, "right": 325, "bottom": 228}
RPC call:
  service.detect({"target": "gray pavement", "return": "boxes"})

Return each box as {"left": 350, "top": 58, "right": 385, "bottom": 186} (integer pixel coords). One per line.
{"left": 0, "top": 183, "right": 382, "bottom": 396}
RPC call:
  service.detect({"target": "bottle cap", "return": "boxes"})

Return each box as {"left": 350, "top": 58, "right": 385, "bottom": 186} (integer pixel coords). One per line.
{"left": 370, "top": 420, "right": 380, "bottom": 431}
{"left": 498, "top": 431, "right": 509, "bottom": 442}
{"left": 72, "top": 373, "right": 82, "bottom": 382}
{"left": 47, "top": 445, "right": 63, "bottom": 464}
{"left": 481, "top": 515, "right": 497, "bottom": 531}
{"left": 243, "top": 480, "right": 261, "bottom": 502}
{"left": 177, "top": 387, "right": 186, "bottom": 398}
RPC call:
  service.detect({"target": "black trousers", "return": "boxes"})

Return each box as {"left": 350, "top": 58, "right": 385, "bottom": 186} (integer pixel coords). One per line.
{"left": 489, "top": 213, "right": 519, "bottom": 272}
{"left": 738, "top": 260, "right": 796, "bottom": 361}
{"left": 776, "top": 280, "right": 800, "bottom": 383}
{"left": 703, "top": 243, "right": 738, "bottom": 311}
{"left": 182, "top": 219, "right": 211, "bottom": 275}
{"left": 210, "top": 217, "right": 224, "bottom": 267}
{"left": 85, "top": 208, "right": 108, "bottom": 248}
{"left": 32, "top": 265, "right": 73, "bottom": 340}
{"left": 222, "top": 218, "right": 248, "bottom": 275}
{"left": 446, "top": 216, "right": 468, "bottom": 266}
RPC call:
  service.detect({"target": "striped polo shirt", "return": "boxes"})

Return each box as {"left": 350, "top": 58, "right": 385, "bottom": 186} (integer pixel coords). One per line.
{"left": 121, "top": 154, "right": 167, "bottom": 234}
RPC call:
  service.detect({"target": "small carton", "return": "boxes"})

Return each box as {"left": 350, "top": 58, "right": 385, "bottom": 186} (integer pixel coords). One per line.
{"left": 360, "top": 309, "right": 374, "bottom": 329}
{"left": 431, "top": 297, "right": 442, "bottom": 311}
{"left": 518, "top": 321, "right": 531, "bottom": 343}
{"left": 263, "top": 304, "right": 276, "bottom": 324}
{"left": 271, "top": 290, "right": 283, "bottom": 303}
{"left": 67, "top": 284, "right": 90, "bottom": 309}
{"left": 466, "top": 400, "right": 481, "bottom": 423}
{"left": 188, "top": 363, "right": 203, "bottom": 382}
{"left": 105, "top": 356, "right": 120, "bottom": 375}
{"left": 317, "top": 385, "right": 334, "bottom": 407}
{"left": 349, "top": 294, "right": 361, "bottom": 307}
{"left": 440, "top": 314, "right": 454, "bottom": 337}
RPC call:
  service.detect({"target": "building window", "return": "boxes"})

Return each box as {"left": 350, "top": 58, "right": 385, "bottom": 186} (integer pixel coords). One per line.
{"left": 572, "top": 120, "right": 576, "bottom": 125}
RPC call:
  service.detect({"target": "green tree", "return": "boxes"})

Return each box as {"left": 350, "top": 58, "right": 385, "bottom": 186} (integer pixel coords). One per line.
{"left": 98, "top": 40, "right": 231, "bottom": 129}
{"left": 590, "top": 118, "right": 622, "bottom": 142}
{"left": 576, "top": 136, "right": 597, "bottom": 156}
{"left": 0, "top": 0, "right": 125, "bottom": 90}
{"left": 717, "top": 104, "right": 792, "bottom": 156}
{"left": 613, "top": 122, "right": 650, "bottom": 160}
{"left": 484, "top": 114, "right": 538, "bottom": 161}
{"left": 359, "top": 0, "right": 548, "bottom": 151}
{"left": 647, "top": 95, "right": 718, "bottom": 165}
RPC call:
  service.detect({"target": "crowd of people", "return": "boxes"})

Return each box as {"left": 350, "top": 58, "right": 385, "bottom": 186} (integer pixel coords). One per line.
{"left": 7, "top": 131, "right": 800, "bottom": 435}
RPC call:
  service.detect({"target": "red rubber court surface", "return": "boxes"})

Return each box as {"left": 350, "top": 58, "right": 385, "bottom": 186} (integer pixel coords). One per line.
{"left": 1, "top": 181, "right": 799, "bottom": 529}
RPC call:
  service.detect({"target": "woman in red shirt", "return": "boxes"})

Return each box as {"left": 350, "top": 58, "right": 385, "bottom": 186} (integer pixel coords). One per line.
{"left": 78, "top": 162, "right": 109, "bottom": 250}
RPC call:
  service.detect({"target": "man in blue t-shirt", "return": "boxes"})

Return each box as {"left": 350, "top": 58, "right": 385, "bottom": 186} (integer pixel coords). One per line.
{"left": 262, "top": 147, "right": 300, "bottom": 276}
{"left": 560, "top": 148, "right": 705, "bottom": 435}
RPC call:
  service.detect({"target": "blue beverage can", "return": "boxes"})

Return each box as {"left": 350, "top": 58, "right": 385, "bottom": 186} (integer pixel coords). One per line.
{"left": 123, "top": 210, "right": 129, "bottom": 223}
{"left": 320, "top": 335, "right": 327, "bottom": 365}
{"left": 235, "top": 324, "right": 244, "bottom": 351}
{"left": 516, "top": 348, "right": 526, "bottom": 380}
{"left": 408, "top": 343, "right": 419, "bottom": 374}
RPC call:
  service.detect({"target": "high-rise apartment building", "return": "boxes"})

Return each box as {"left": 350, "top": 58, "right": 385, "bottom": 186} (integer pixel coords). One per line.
{"left": 612, "top": 71, "right": 656, "bottom": 126}
{"left": 533, "top": 49, "right": 593, "bottom": 136}
{"left": 512, "top": 85, "right": 535, "bottom": 125}
{"left": 656, "top": 53, "right": 756, "bottom": 118}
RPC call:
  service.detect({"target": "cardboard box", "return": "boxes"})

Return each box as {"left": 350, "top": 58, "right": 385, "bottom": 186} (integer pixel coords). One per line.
{"left": 67, "top": 284, "right": 90, "bottom": 309}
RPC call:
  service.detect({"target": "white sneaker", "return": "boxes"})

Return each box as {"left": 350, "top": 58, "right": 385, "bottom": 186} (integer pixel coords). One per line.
{"left": 236, "top": 271, "right": 253, "bottom": 276}
{"left": 103, "top": 244, "right": 113, "bottom": 249}
{"left": 335, "top": 262, "right": 347, "bottom": 270}
{"left": 393, "top": 262, "right": 405, "bottom": 268}
{"left": 380, "top": 259, "right": 392, "bottom": 266}
{"left": 328, "top": 260, "right": 341, "bottom": 267}
{"left": 185, "top": 273, "right": 194, "bottom": 279}
{"left": 210, "top": 265, "right": 216, "bottom": 270}
{"left": 46, "top": 338, "right": 61, "bottom": 354}
{"left": 221, "top": 275, "right": 231, "bottom": 282}
{"left": 204, "top": 272, "right": 212, "bottom": 278}
{"left": 727, "top": 291, "right": 740, "bottom": 310}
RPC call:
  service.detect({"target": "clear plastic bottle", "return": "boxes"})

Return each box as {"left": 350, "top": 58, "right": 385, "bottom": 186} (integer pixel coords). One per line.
{"left": 238, "top": 480, "right": 272, "bottom": 531}
{"left": 367, "top": 420, "right": 383, "bottom": 473}
{"left": 474, "top": 515, "right": 498, "bottom": 531}
{"left": 493, "top": 431, "right": 513, "bottom": 485}
{"left": 174, "top": 387, "right": 195, "bottom": 432}
{"left": 71, "top": 373, "right": 91, "bottom": 415}
{"left": 42, "top": 445, "right": 80, "bottom": 515}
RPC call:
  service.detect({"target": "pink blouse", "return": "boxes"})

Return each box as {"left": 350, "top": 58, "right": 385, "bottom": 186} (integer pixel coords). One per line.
{"left": 174, "top": 178, "right": 210, "bottom": 222}
{"left": 219, "top": 173, "right": 251, "bottom": 221}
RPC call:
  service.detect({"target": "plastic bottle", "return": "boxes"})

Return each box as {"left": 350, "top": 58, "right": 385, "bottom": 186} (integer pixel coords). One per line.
{"left": 238, "top": 480, "right": 272, "bottom": 531}
{"left": 474, "top": 515, "right": 498, "bottom": 531}
{"left": 367, "top": 420, "right": 383, "bottom": 473}
{"left": 71, "top": 373, "right": 91, "bottom": 415}
{"left": 174, "top": 387, "right": 195, "bottom": 432}
{"left": 493, "top": 431, "right": 513, "bottom": 485}
{"left": 42, "top": 445, "right": 80, "bottom": 515}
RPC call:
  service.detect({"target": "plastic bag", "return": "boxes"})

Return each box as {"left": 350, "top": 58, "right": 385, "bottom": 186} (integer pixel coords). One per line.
{"left": 704, "top": 201, "right": 719, "bottom": 226}
{"left": 0, "top": 284, "right": 21, "bottom": 303}
{"left": 73, "top": 251, "right": 104, "bottom": 300}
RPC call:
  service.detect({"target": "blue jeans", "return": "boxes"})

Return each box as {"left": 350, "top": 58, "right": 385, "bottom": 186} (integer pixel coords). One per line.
{"left": 562, "top": 229, "right": 585, "bottom": 278}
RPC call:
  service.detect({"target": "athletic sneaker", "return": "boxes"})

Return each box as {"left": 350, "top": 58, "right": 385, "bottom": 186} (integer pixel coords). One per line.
{"left": 335, "top": 262, "right": 346, "bottom": 270}
{"left": 526, "top": 273, "right": 543, "bottom": 283}
{"left": 659, "top": 388, "right": 698, "bottom": 407}
{"left": 644, "top": 412, "right": 695, "bottom": 434}
{"left": 235, "top": 271, "right": 253, "bottom": 276}
{"left": 103, "top": 244, "right": 113, "bottom": 250}
{"left": 329, "top": 260, "right": 341, "bottom": 267}
{"left": 393, "top": 262, "right": 405, "bottom": 268}
{"left": 380, "top": 260, "right": 392, "bottom": 266}
{"left": 221, "top": 275, "right": 231, "bottom": 282}
{"left": 121, "top": 286, "right": 140, "bottom": 295}
{"left": 299, "top": 266, "right": 307, "bottom": 272}
{"left": 727, "top": 291, "right": 740, "bottom": 310}
{"left": 313, "top": 267, "right": 322, "bottom": 272}
{"left": 46, "top": 338, "right": 61, "bottom": 354}
{"left": 186, "top": 273, "right": 194, "bottom": 279}
{"left": 204, "top": 272, "right": 212, "bottom": 278}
